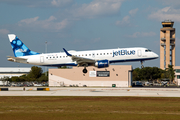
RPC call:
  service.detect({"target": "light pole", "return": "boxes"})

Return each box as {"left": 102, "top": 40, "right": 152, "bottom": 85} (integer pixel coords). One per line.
{"left": 45, "top": 41, "right": 47, "bottom": 76}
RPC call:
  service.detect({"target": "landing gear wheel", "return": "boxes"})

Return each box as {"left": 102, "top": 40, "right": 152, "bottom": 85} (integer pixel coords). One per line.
{"left": 140, "top": 61, "right": 144, "bottom": 69}
{"left": 83, "top": 68, "right": 87, "bottom": 73}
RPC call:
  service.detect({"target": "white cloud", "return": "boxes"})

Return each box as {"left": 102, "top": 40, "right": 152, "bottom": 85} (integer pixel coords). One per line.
{"left": 18, "top": 16, "right": 70, "bottom": 31}
{"left": 148, "top": 7, "right": 180, "bottom": 22}
{"left": 19, "top": 17, "right": 39, "bottom": 25}
{"left": 115, "top": 8, "right": 138, "bottom": 27}
{"left": 126, "top": 32, "right": 156, "bottom": 38}
{"left": 158, "top": 0, "right": 180, "bottom": 9}
{"left": 1, "top": 0, "right": 73, "bottom": 8}
{"left": 70, "top": 0, "right": 124, "bottom": 19}
{"left": 0, "top": 29, "right": 10, "bottom": 35}
{"left": 115, "top": 16, "right": 130, "bottom": 26}
{"left": 51, "top": 0, "right": 73, "bottom": 7}
{"left": 3, "top": 0, "right": 125, "bottom": 32}
{"left": 129, "top": 8, "right": 138, "bottom": 16}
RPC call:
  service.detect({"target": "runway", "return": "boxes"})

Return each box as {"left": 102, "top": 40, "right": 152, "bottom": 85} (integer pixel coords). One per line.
{"left": 0, "top": 87, "right": 180, "bottom": 97}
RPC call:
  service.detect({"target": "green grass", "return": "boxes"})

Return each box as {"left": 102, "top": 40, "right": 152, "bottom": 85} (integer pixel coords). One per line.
{"left": 0, "top": 97, "right": 180, "bottom": 120}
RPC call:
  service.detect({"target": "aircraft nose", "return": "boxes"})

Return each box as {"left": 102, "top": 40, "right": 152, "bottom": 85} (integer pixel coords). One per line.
{"left": 153, "top": 53, "right": 159, "bottom": 58}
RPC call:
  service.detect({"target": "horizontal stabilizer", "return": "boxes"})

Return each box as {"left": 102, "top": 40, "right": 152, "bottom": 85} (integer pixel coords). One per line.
{"left": 7, "top": 56, "right": 27, "bottom": 62}
{"left": 7, "top": 56, "right": 27, "bottom": 60}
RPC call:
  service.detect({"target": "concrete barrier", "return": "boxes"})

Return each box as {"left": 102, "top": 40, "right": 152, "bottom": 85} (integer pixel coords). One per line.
{"left": 0, "top": 88, "right": 8, "bottom": 91}
{"left": 37, "top": 88, "right": 50, "bottom": 91}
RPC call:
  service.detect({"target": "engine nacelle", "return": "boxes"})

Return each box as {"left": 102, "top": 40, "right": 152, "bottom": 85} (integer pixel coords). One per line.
{"left": 95, "top": 60, "right": 109, "bottom": 68}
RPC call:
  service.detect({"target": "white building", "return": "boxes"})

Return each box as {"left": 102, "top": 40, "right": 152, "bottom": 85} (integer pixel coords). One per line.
{"left": 49, "top": 65, "right": 132, "bottom": 87}
{"left": 174, "top": 66, "right": 180, "bottom": 85}
{"left": 0, "top": 67, "right": 31, "bottom": 79}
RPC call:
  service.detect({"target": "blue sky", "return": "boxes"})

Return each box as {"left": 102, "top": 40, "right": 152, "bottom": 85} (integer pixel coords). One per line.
{"left": 1, "top": 0, "right": 180, "bottom": 70}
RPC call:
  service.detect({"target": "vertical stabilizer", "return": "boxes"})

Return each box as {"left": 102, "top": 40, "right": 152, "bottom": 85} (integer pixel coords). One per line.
{"left": 8, "top": 34, "right": 40, "bottom": 57}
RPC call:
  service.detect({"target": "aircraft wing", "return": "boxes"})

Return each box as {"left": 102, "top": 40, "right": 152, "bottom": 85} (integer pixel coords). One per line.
{"left": 63, "top": 48, "right": 95, "bottom": 66}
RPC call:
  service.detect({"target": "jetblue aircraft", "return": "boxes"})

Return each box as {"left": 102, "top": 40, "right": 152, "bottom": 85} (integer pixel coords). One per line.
{"left": 7, "top": 34, "right": 158, "bottom": 73}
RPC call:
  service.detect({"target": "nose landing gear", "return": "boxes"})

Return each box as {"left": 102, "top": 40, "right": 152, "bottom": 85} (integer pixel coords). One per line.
{"left": 141, "top": 61, "right": 144, "bottom": 68}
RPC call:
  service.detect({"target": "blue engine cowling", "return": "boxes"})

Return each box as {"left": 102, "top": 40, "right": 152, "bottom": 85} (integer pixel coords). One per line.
{"left": 95, "top": 60, "right": 109, "bottom": 68}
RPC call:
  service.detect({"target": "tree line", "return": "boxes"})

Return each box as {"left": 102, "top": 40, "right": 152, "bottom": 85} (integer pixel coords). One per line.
{"left": 133, "top": 65, "right": 174, "bottom": 82}
{"left": 1, "top": 65, "right": 175, "bottom": 83}
{"left": 1, "top": 66, "right": 48, "bottom": 82}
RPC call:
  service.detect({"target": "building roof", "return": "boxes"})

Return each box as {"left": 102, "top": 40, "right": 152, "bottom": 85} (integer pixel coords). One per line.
{"left": 0, "top": 67, "right": 31, "bottom": 73}
{"left": 174, "top": 66, "right": 180, "bottom": 70}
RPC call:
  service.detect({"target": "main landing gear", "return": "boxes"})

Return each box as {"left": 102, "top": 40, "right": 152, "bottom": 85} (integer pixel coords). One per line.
{"left": 83, "top": 67, "right": 88, "bottom": 73}
{"left": 82, "top": 64, "right": 88, "bottom": 73}
{"left": 141, "top": 61, "right": 144, "bottom": 68}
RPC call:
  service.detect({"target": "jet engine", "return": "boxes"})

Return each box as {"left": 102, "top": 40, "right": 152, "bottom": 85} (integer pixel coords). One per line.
{"left": 94, "top": 60, "right": 109, "bottom": 68}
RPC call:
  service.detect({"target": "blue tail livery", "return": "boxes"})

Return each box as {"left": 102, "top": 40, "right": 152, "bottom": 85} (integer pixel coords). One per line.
{"left": 8, "top": 34, "right": 39, "bottom": 57}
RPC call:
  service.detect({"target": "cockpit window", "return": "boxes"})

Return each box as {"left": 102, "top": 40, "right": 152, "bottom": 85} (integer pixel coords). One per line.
{"left": 145, "top": 49, "right": 151, "bottom": 52}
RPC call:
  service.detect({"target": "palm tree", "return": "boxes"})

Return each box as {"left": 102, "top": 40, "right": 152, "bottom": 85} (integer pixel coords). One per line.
{"left": 166, "top": 65, "right": 175, "bottom": 84}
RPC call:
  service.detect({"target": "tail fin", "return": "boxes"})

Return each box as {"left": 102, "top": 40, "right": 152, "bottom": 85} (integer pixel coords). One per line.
{"left": 8, "top": 34, "right": 40, "bottom": 57}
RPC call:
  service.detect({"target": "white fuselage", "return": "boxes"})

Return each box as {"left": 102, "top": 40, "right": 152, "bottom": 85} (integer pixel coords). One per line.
{"left": 14, "top": 47, "right": 158, "bottom": 67}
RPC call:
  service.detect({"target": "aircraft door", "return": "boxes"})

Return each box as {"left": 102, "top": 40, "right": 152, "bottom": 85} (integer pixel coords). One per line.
{"left": 137, "top": 50, "right": 142, "bottom": 57}
{"left": 40, "top": 56, "right": 44, "bottom": 63}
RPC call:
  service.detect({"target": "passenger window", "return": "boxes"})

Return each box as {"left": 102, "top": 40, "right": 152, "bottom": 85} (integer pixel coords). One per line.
{"left": 100, "top": 53, "right": 102, "bottom": 55}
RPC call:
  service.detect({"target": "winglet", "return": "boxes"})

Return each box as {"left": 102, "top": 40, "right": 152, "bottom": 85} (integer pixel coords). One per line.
{"left": 63, "top": 48, "right": 72, "bottom": 56}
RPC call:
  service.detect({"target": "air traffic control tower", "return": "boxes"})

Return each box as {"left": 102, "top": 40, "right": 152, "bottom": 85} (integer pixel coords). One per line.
{"left": 160, "top": 20, "right": 175, "bottom": 69}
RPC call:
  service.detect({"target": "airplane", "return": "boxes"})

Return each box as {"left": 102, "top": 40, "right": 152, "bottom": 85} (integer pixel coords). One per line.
{"left": 7, "top": 34, "right": 159, "bottom": 73}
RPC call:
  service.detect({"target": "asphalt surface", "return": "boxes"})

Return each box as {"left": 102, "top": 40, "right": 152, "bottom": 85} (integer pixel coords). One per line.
{"left": 0, "top": 87, "right": 180, "bottom": 97}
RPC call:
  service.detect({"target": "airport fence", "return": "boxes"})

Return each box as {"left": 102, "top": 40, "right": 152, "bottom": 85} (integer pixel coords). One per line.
{"left": 0, "top": 81, "right": 48, "bottom": 87}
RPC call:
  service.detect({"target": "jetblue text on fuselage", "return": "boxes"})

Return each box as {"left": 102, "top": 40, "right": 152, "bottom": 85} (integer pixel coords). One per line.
{"left": 113, "top": 50, "right": 135, "bottom": 57}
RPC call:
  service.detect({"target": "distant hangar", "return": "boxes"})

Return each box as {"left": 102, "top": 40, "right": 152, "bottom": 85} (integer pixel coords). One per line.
{"left": 0, "top": 67, "right": 31, "bottom": 78}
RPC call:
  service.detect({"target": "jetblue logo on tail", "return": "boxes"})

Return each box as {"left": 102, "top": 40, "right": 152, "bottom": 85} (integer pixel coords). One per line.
{"left": 15, "top": 49, "right": 27, "bottom": 53}
{"left": 113, "top": 50, "right": 135, "bottom": 57}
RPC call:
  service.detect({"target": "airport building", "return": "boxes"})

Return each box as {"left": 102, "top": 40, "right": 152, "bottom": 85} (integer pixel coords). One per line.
{"left": 0, "top": 67, "right": 31, "bottom": 78}
{"left": 160, "top": 20, "right": 175, "bottom": 70}
{"left": 49, "top": 65, "right": 132, "bottom": 87}
{"left": 174, "top": 66, "right": 180, "bottom": 85}
{"left": 159, "top": 20, "right": 180, "bottom": 85}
